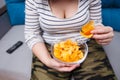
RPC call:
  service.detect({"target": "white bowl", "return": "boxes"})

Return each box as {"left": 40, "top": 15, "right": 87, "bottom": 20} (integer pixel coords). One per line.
{"left": 51, "top": 39, "right": 88, "bottom": 64}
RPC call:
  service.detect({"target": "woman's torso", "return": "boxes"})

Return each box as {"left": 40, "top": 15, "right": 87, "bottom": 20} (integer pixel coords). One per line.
{"left": 36, "top": 0, "right": 90, "bottom": 44}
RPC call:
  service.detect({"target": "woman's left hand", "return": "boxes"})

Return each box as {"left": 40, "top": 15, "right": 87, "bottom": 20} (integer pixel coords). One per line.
{"left": 91, "top": 25, "right": 114, "bottom": 45}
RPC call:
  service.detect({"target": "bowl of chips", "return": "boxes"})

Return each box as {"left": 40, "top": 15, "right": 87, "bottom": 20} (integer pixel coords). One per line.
{"left": 51, "top": 39, "right": 88, "bottom": 64}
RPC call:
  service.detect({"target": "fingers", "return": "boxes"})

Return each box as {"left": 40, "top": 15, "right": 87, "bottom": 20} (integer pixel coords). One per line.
{"left": 97, "top": 38, "right": 112, "bottom": 43}
{"left": 92, "top": 31, "right": 114, "bottom": 40}
{"left": 91, "top": 26, "right": 113, "bottom": 34}
{"left": 91, "top": 26, "right": 114, "bottom": 45}
{"left": 49, "top": 59, "right": 66, "bottom": 67}
{"left": 95, "top": 38, "right": 112, "bottom": 45}
{"left": 48, "top": 59, "right": 80, "bottom": 72}
{"left": 58, "top": 64, "right": 80, "bottom": 72}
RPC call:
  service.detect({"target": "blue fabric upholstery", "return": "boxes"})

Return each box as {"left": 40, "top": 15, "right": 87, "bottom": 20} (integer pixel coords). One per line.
{"left": 101, "top": 0, "right": 113, "bottom": 8}
{"left": 114, "top": 0, "right": 120, "bottom": 8}
{"left": 102, "top": 0, "right": 120, "bottom": 8}
{"left": 102, "top": 9, "right": 120, "bottom": 31}
{"left": 5, "top": 0, "right": 25, "bottom": 26}
{"left": 5, "top": 0, "right": 24, "bottom": 4}
{"left": 7, "top": 2, "right": 25, "bottom": 26}
{"left": 101, "top": 0, "right": 120, "bottom": 31}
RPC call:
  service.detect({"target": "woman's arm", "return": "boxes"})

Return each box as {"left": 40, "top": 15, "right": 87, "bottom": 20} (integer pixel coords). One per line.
{"left": 25, "top": 0, "right": 44, "bottom": 49}
{"left": 25, "top": 0, "right": 52, "bottom": 65}
{"left": 89, "top": 0, "right": 114, "bottom": 45}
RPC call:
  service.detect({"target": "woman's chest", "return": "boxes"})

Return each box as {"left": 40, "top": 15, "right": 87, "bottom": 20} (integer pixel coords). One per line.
{"left": 48, "top": 0, "right": 79, "bottom": 19}
{"left": 37, "top": 0, "right": 90, "bottom": 30}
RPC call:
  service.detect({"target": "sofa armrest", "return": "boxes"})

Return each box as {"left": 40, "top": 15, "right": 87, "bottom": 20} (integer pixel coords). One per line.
{"left": 103, "top": 31, "right": 120, "bottom": 80}
{"left": 0, "top": 12, "right": 11, "bottom": 39}
{"left": 0, "top": 25, "right": 32, "bottom": 80}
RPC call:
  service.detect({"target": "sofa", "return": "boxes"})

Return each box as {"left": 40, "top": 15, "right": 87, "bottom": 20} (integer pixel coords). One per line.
{"left": 0, "top": 0, "right": 120, "bottom": 80}
{"left": 101, "top": 0, "right": 120, "bottom": 79}
{"left": 0, "top": 1, "right": 32, "bottom": 80}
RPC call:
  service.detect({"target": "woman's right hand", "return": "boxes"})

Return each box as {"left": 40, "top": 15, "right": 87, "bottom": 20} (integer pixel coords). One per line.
{"left": 45, "top": 58, "right": 80, "bottom": 72}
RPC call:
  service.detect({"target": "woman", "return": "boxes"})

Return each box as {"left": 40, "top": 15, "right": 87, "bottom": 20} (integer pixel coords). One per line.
{"left": 25, "top": 0, "right": 116, "bottom": 80}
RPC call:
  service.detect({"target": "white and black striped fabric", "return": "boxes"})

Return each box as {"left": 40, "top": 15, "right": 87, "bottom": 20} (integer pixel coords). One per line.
{"left": 25, "top": 0, "right": 102, "bottom": 49}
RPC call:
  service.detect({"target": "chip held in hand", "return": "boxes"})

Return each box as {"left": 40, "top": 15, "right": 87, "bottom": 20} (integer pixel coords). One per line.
{"left": 80, "top": 20, "right": 94, "bottom": 38}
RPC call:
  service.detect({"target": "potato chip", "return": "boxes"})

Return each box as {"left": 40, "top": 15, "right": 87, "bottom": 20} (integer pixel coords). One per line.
{"left": 80, "top": 20, "right": 94, "bottom": 38}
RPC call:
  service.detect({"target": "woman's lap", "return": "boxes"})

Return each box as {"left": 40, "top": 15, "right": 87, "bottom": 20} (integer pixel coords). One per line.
{"left": 31, "top": 40, "right": 117, "bottom": 80}
{"left": 72, "top": 40, "right": 117, "bottom": 80}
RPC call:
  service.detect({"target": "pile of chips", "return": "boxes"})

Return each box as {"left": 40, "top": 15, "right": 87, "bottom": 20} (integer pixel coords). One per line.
{"left": 53, "top": 39, "right": 84, "bottom": 62}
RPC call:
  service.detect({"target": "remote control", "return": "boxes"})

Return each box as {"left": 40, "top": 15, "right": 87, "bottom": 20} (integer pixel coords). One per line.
{"left": 6, "top": 41, "right": 23, "bottom": 54}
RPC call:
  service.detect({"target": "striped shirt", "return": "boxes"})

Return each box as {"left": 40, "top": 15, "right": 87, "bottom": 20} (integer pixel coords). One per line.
{"left": 25, "top": 0, "right": 102, "bottom": 49}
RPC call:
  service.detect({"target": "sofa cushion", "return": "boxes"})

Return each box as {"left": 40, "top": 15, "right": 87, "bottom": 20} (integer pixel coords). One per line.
{"left": 103, "top": 31, "right": 120, "bottom": 80}
{"left": 102, "top": 0, "right": 120, "bottom": 8}
{"left": 6, "top": 2, "right": 25, "bottom": 26}
{"left": 102, "top": 9, "right": 120, "bottom": 31}
{"left": 101, "top": 0, "right": 113, "bottom": 8}
{"left": 114, "top": 0, "right": 120, "bottom": 8}
{"left": 5, "top": 0, "right": 24, "bottom": 4}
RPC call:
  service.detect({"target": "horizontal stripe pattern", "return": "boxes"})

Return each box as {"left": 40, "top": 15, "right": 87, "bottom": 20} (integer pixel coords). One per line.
{"left": 25, "top": 0, "right": 102, "bottom": 49}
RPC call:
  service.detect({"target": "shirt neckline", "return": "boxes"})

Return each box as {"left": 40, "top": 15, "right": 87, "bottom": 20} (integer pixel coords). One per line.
{"left": 47, "top": 0, "right": 81, "bottom": 21}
